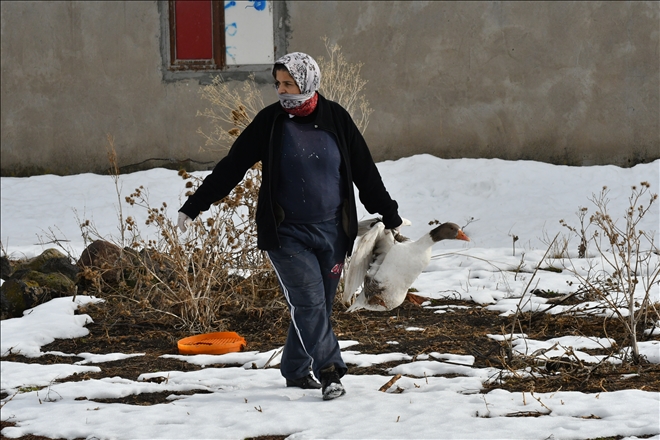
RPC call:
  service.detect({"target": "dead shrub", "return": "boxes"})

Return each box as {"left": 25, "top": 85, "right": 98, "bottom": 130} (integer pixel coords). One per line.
{"left": 75, "top": 143, "right": 281, "bottom": 333}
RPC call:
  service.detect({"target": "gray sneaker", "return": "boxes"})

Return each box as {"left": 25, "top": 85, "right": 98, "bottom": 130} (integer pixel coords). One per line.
{"left": 320, "top": 366, "right": 346, "bottom": 401}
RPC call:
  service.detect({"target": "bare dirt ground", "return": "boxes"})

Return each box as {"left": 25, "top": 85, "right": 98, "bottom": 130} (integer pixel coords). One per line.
{"left": 2, "top": 296, "right": 659, "bottom": 440}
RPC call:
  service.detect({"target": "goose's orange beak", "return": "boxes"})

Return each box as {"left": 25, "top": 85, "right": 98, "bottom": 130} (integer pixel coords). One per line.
{"left": 456, "top": 229, "right": 470, "bottom": 241}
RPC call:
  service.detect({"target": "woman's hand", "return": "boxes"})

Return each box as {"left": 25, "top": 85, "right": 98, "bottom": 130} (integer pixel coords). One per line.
{"left": 177, "top": 212, "right": 193, "bottom": 233}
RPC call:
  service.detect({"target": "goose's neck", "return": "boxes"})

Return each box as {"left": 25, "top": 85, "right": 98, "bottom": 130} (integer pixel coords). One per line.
{"left": 413, "top": 233, "right": 436, "bottom": 249}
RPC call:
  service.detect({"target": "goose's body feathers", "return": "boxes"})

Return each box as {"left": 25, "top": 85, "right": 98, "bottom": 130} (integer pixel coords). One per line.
{"left": 343, "top": 219, "right": 469, "bottom": 312}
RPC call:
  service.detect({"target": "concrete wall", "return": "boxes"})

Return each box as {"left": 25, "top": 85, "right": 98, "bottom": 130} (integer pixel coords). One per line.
{"left": 287, "top": 1, "right": 659, "bottom": 165}
{"left": 1, "top": 1, "right": 658, "bottom": 176}
{"left": 1, "top": 1, "right": 236, "bottom": 176}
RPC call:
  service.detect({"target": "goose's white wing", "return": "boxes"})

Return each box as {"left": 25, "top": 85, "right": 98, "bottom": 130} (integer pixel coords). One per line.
{"left": 356, "top": 217, "right": 382, "bottom": 236}
{"left": 357, "top": 217, "right": 412, "bottom": 236}
{"left": 342, "top": 221, "right": 385, "bottom": 305}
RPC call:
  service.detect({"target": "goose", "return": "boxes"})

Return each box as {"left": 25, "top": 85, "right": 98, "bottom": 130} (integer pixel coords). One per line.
{"left": 342, "top": 218, "right": 470, "bottom": 312}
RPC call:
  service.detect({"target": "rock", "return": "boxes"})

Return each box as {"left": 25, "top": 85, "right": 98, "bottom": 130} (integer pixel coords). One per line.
{"left": 24, "top": 248, "right": 67, "bottom": 268}
{"left": 138, "top": 248, "right": 176, "bottom": 282}
{"left": 42, "top": 252, "right": 79, "bottom": 280}
{"left": 1, "top": 278, "right": 45, "bottom": 318}
{"left": 16, "top": 248, "right": 79, "bottom": 281}
{"left": 77, "top": 240, "right": 124, "bottom": 285}
{"left": 1, "top": 256, "right": 13, "bottom": 280}
{"left": 21, "top": 270, "right": 76, "bottom": 294}
{"left": 0, "top": 270, "right": 75, "bottom": 318}
{"left": 1, "top": 249, "right": 80, "bottom": 318}
{"left": 112, "top": 247, "right": 177, "bottom": 289}
{"left": 0, "top": 290, "right": 9, "bottom": 319}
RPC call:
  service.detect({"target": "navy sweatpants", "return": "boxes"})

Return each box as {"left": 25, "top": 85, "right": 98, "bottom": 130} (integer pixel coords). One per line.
{"left": 267, "top": 216, "right": 349, "bottom": 382}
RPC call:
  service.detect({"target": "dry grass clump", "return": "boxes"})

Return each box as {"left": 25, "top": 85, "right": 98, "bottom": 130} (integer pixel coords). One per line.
{"left": 316, "top": 36, "right": 373, "bottom": 134}
{"left": 195, "top": 75, "right": 265, "bottom": 152}
{"left": 75, "top": 143, "right": 280, "bottom": 333}
{"left": 559, "top": 183, "right": 659, "bottom": 363}
{"left": 505, "top": 183, "right": 659, "bottom": 369}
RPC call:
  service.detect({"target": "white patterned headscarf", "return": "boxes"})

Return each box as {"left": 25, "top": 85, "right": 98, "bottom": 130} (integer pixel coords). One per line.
{"left": 273, "top": 52, "right": 321, "bottom": 110}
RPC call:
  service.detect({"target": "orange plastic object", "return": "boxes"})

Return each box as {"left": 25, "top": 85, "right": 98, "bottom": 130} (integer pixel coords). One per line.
{"left": 177, "top": 331, "right": 247, "bottom": 355}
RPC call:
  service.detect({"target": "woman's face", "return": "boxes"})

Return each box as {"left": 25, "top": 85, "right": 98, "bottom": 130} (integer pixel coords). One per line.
{"left": 274, "top": 69, "right": 301, "bottom": 95}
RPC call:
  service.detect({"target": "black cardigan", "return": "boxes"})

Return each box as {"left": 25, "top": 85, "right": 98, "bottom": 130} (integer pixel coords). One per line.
{"left": 179, "top": 93, "right": 402, "bottom": 254}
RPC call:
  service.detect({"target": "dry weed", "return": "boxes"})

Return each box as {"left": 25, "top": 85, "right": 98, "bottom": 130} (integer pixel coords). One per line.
{"left": 76, "top": 142, "right": 280, "bottom": 333}
{"left": 195, "top": 74, "right": 265, "bottom": 152}
{"left": 316, "top": 36, "right": 373, "bottom": 134}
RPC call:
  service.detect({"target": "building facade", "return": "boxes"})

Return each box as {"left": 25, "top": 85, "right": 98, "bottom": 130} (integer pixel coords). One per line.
{"left": 1, "top": 1, "right": 658, "bottom": 175}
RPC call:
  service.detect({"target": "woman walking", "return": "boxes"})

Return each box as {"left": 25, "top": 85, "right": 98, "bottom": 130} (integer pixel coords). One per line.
{"left": 177, "top": 52, "right": 403, "bottom": 400}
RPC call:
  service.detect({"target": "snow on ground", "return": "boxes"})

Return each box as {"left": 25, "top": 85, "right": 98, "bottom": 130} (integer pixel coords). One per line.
{"left": 1, "top": 155, "right": 659, "bottom": 439}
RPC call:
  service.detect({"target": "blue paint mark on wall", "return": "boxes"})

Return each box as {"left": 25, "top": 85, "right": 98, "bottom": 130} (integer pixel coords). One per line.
{"left": 224, "top": 0, "right": 272, "bottom": 65}
{"left": 227, "top": 0, "right": 266, "bottom": 11}
{"left": 226, "top": 22, "right": 238, "bottom": 36}
{"left": 226, "top": 46, "right": 237, "bottom": 63}
{"left": 248, "top": 1, "right": 266, "bottom": 11}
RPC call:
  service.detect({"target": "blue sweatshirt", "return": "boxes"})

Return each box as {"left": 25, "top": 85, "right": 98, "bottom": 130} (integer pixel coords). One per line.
{"left": 276, "top": 118, "right": 345, "bottom": 223}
